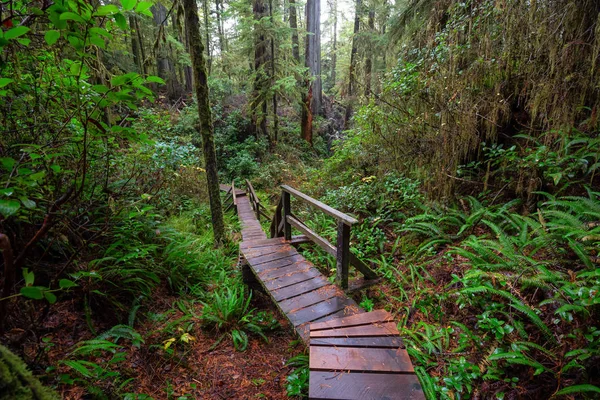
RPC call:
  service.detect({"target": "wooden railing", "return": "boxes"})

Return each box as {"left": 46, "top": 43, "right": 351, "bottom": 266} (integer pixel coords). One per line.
{"left": 246, "top": 180, "right": 270, "bottom": 221}
{"left": 270, "top": 185, "right": 378, "bottom": 290}
{"left": 224, "top": 180, "right": 237, "bottom": 212}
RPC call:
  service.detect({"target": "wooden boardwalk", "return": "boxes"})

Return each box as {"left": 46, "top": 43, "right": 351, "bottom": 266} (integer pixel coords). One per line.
{"left": 222, "top": 184, "right": 424, "bottom": 399}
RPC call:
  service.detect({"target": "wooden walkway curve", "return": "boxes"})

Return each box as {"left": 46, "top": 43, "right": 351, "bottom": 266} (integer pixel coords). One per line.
{"left": 221, "top": 183, "right": 425, "bottom": 400}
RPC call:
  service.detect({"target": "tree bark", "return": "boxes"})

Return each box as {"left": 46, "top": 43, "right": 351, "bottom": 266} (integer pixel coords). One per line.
{"left": 252, "top": 0, "right": 270, "bottom": 140}
{"left": 348, "top": 0, "right": 360, "bottom": 97}
{"left": 345, "top": 0, "right": 361, "bottom": 127}
{"left": 183, "top": 0, "right": 225, "bottom": 247}
{"left": 129, "top": 16, "right": 143, "bottom": 73}
{"left": 203, "top": 0, "right": 212, "bottom": 73}
{"left": 305, "top": 0, "right": 321, "bottom": 115}
{"left": 269, "top": 0, "right": 279, "bottom": 145}
{"left": 330, "top": 0, "right": 337, "bottom": 86}
{"left": 364, "top": 7, "right": 374, "bottom": 97}
{"left": 289, "top": 0, "right": 300, "bottom": 62}
{"left": 134, "top": 17, "right": 148, "bottom": 75}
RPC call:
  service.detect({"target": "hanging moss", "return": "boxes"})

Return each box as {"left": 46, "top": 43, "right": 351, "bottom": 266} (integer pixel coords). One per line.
{"left": 358, "top": 0, "right": 600, "bottom": 198}
{"left": 0, "top": 345, "right": 59, "bottom": 400}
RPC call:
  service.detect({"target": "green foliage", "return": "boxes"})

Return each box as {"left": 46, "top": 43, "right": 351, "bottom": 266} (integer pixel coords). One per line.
{"left": 285, "top": 354, "right": 309, "bottom": 398}
{"left": 200, "top": 285, "right": 279, "bottom": 351}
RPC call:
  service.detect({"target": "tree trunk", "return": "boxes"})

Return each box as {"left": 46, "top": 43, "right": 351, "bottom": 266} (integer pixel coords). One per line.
{"left": 134, "top": 17, "right": 147, "bottom": 75}
{"left": 183, "top": 23, "right": 193, "bottom": 91}
{"left": 203, "top": 0, "right": 212, "bottom": 73}
{"left": 129, "top": 16, "right": 143, "bottom": 73}
{"left": 364, "top": 8, "right": 374, "bottom": 97}
{"left": 345, "top": 0, "right": 361, "bottom": 127}
{"left": 289, "top": 0, "right": 300, "bottom": 62}
{"left": 252, "top": 0, "right": 270, "bottom": 140}
{"left": 216, "top": 0, "right": 227, "bottom": 54}
{"left": 152, "top": 3, "right": 179, "bottom": 98}
{"left": 183, "top": 0, "right": 225, "bottom": 247}
{"left": 269, "top": 0, "right": 279, "bottom": 145}
{"left": 305, "top": 0, "right": 321, "bottom": 115}
{"left": 348, "top": 0, "right": 360, "bottom": 97}
{"left": 331, "top": 0, "right": 337, "bottom": 87}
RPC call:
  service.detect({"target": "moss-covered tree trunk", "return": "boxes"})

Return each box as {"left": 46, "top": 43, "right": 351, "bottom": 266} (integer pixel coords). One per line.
{"left": 183, "top": 0, "right": 225, "bottom": 247}
{"left": 0, "top": 345, "right": 59, "bottom": 400}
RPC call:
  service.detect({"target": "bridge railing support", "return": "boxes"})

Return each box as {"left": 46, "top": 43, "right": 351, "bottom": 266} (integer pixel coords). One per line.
{"left": 245, "top": 180, "right": 270, "bottom": 222}
{"left": 270, "top": 185, "right": 378, "bottom": 290}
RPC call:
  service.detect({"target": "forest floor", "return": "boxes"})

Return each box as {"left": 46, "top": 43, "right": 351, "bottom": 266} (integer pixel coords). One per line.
{"left": 17, "top": 287, "right": 303, "bottom": 399}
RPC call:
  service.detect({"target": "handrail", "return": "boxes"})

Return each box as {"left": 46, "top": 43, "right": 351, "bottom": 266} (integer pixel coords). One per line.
{"left": 273, "top": 185, "right": 377, "bottom": 290}
{"left": 281, "top": 185, "right": 358, "bottom": 226}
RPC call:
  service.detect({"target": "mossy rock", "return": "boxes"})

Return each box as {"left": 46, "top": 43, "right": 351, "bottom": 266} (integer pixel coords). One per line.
{"left": 0, "top": 345, "right": 59, "bottom": 400}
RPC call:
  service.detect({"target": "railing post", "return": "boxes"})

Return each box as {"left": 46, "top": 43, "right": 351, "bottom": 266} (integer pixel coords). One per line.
{"left": 282, "top": 190, "right": 291, "bottom": 241}
{"left": 336, "top": 221, "right": 350, "bottom": 290}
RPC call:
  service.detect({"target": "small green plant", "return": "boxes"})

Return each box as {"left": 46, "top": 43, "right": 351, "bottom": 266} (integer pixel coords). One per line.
{"left": 200, "top": 285, "right": 277, "bottom": 351}
{"left": 285, "top": 354, "right": 309, "bottom": 398}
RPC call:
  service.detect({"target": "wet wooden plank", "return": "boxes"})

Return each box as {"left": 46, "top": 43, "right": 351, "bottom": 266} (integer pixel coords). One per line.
{"left": 271, "top": 275, "right": 330, "bottom": 302}
{"left": 310, "top": 310, "right": 393, "bottom": 331}
{"left": 242, "top": 244, "right": 294, "bottom": 257}
{"left": 309, "top": 371, "right": 425, "bottom": 400}
{"left": 310, "top": 346, "right": 414, "bottom": 373}
{"left": 249, "top": 254, "right": 305, "bottom": 274}
{"left": 287, "top": 296, "right": 357, "bottom": 327}
{"left": 297, "top": 306, "right": 362, "bottom": 341}
{"left": 310, "top": 322, "right": 399, "bottom": 338}
{"left": 278, "top": 285, "right": 341, "bottom": 314}
{"left": 258, "top": 261, "right": 314, "bottom": 282}
{"left": 310, "top": 336, "right": 404, "bottom": 349}
{"left": 264, "top": 268, "right": 322, "bottom": 291}
{"left": 244, "top": 248, "right": 299, "bottom": 265}
{"left": 240, "top": 237, "right": 286, "bottom": 249}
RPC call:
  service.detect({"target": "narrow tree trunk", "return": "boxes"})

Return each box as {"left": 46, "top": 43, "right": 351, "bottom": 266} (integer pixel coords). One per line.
{"left": 203, "top": 0, "right": 212, "bottom": 73}
{"left": 134, "top": 17, "right": 148, "bottom": 75}
{"left": 252, "top": 0, "right": 270, "bottom": 140}
{"left": 289, "top": 0, "right": 300, "bottom": 62}
{"left": 348, "top": 0, "right": 360, "bottom": 97}
{"left": 269, "top": 0, "right": 279, "bottom": 145}
{"left": 184, "top": 24, "right": 193, "bottom": 91}
{"left": 345, "top": 0, "right": 361, "bottom": 127}
{"left": 305, "top": 0, "right": 321, "bottom": 115}
{"left": 364, "top": 8, "right": 374, "bottom": 97}
{"left": 331, "top": 0, "right": 337, "bottom": 86}
{"left": 129, "top": 16, "right": 143, "bottom": 73}
{"left": 183, "top": 0, "right": 225, "bottom": 246}
{"left": 215, "top": 0, "right": 227, "bottom": 54}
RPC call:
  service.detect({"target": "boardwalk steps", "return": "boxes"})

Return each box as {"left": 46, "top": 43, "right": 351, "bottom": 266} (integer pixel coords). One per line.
{"left": 222, "top": 183, "right": 424, "bottom": 399}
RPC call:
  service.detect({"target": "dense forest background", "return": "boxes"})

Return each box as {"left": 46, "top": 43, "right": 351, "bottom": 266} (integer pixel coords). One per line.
{"left": 1, "top": 0, "right": 599, "bottom": 398}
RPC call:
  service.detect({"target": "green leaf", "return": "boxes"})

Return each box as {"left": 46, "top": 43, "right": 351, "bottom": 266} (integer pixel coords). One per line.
{"left": 23, "top": 268, "right": 35, "bottom": 286}
{"left": 59, "top": 279, "right": 78, "bottom": 289}
{"left": 0, "top": 78, "right": 14, "bottom": 89}
{"left": 89, "top": 35, "right": 106, "bottom": 49}
{"left": 554, "top": 384, "right": 600, "bottom": 396}
{"left": 17, "top": 38, "right": 31, "bottom": 46}
{"left": 0, "top": 188, "right": 14, "bottom": 196}
{"left": 95, "top": 4, "right": 120, "bottom": 16}
{"left": 92, "top": 84, "right": 110, "bottom": 94}
{"left": 114, "top": 13, "right": 128, "bottom": 29}
{"left": 20, "top": 286, "right": 44, "bottom": 300}
{"left": 44, "top": 30, "right": 61, "bottom": 45}
{"left": 0, "top": 199, "right": 21, "bottom": 217}
{"left": 121, "top": 0, "right": 136, "bottom": 11}
{"left": 59, "top": 12, "right": 87, "bottom": 23}
{"left": 146, "top": 75, "right": 165, "bottom": 84}
{"left": 5, "top": 26, "right": 30, "bottom": 40}
{"left": 19, "top": 197, "right": 36, "bottom": 209}
{"left": 135, "top": 1, "right": 153, "bottom": 13}
{"left": 44, "top": 292, "right": 57, "bottom": 304}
